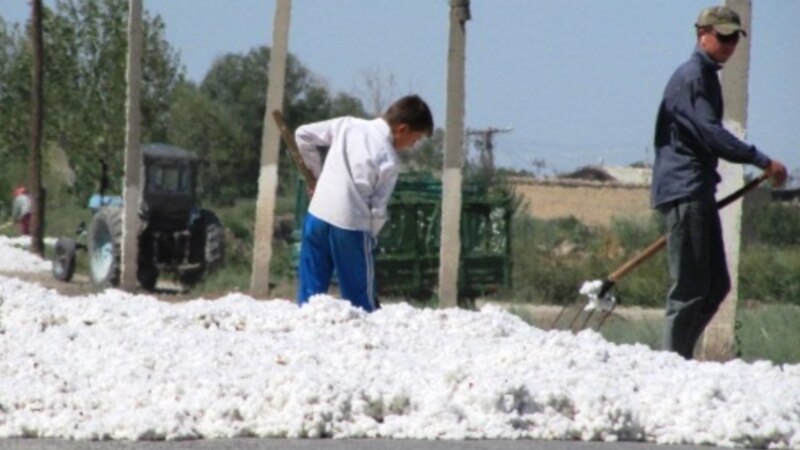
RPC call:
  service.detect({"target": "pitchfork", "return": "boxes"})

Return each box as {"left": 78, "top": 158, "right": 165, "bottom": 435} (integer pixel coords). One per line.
{"left": 553, "top": 173, "right": 768, "bottom": 332}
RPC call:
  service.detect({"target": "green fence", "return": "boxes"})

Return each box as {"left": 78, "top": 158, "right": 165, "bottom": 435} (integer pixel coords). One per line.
{"left": 293, "top": 172, "right": 513, "bottom": 299}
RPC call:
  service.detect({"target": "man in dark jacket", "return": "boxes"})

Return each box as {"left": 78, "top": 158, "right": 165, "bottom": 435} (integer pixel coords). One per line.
{"left": 651, "top": 5, "right": 787, "bottom": 359}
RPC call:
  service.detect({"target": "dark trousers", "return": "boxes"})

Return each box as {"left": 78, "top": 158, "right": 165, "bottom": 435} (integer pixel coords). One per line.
{"left": 659, "top": 193, "right": 730, "bottom": 359}
{"left": 19, "top": 213, "right": 31, "bottom": 235}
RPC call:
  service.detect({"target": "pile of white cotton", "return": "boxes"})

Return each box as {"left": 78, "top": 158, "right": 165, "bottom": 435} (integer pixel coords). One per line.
{"left": 0, "top": 273, "right": 798, "bottom": 447}
{"left": 0, "top": 236, "right": 53, "bottom": 273}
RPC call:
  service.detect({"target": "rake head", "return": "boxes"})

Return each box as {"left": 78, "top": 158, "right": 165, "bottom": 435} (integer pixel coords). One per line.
{"left": 550, "top": 279, "right": 618, "bottom": 332}
{"left": 579, "top": 279, "right": 617, "bottom": 313}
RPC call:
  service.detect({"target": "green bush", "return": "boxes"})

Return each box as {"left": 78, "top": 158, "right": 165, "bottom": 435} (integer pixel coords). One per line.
{"left": 736, "top": 303, "right": 800, "bottom": 364}
{"left": 604, "top": 215, "right": 669, "bottom": 307}
{"left": 508, "top": 207, "right": 798, "bottom": 308}
{"left": 750, "top": 203, "right": 800, "bottom": 247}
{"left": 224, "top": 216, "right": 252, "bottom": 242}
{"left": 740, "top": 245, "right": 800, "bottom": 305}
{"left": 609, "top": 213, "right": 665, "bottom": 250}
{"left": 507, "top": 302, "right": 800, "bottom": 364}
{"left": 614, "top": 255, "right": 670, "bottom": 308}
{"left": 506, "top": 215, "right": 597, "bottom": 304}
{"left": 506, "top": 214, "right": 669, "bottom": 307}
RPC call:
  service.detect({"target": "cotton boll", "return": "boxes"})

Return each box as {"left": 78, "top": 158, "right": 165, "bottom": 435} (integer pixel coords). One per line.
{"left": 579, "top": 279, "right": 616, "bottom": 312}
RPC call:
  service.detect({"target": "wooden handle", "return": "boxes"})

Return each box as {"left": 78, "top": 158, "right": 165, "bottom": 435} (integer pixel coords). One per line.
{"left": 607, "top": 173, "right": 768, "bottom": 283}
{"left": 716, "top": 173, "right": 768, "bottom": 209}
{"left": 271, "top": 110, "right": 317, "bottom": 191}
{"left": 608, "top": 235, "right": 667, "bottom": 282}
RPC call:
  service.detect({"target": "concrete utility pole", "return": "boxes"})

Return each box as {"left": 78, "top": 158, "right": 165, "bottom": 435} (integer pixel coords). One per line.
{"left": 120, "top": 0, "right": 143, "bottom": 290}
{"left": 700, "top": 0, "right": 751, "bottom": 361}
{"left": 251, "top": 0, "right": 292, "bottom": 297}
{"left": 28, "top": 0, "right": 45, "bottom": 256}
{"left": 467, "top": 126, "right": 512, "bottom": 174}
{"left": 438, "top": 0, "right": 470, "bottom": 308}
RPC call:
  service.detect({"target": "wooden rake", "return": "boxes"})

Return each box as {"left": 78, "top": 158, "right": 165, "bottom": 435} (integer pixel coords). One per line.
{"left": 272, "top": 109, "right": 317, "bottom": 190}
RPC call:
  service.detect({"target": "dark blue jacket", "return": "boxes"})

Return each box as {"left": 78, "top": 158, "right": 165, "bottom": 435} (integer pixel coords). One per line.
{"left": 651, "top": 47, "right": 770, "bottom": 208}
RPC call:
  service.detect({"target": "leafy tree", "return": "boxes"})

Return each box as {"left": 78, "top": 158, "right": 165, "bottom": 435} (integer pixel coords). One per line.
{"left": 0, "top": 17, "right": 30, "bottom": 215}
{"left": 330, "top": 92, "right": 369, "bottom": 118}
{"left": 0, "top": 17, "right": 30, "bottom": 172}
{"left": 172, "top": 46, "right": 367, "bottom": 201}
{"left": 0, "top": 0, "right": 183, "bottom": 200}
{"left": 166, "top": 81, "right": 249, "bottom": 204}
{"left": 398, "top": 128, "right": 444, "bottom": 172}
{"left": 3, "top": 3, "right": 371, "bottom": 206}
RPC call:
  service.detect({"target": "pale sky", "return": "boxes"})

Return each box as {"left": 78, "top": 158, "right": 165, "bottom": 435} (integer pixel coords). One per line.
{"left": 2, "top": 1, "right": 799, "bottom": 175}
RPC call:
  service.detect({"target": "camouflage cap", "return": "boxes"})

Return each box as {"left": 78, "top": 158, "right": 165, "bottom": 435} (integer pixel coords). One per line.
{"left": 696, "top": 6, "right": 747, "bottom": 36}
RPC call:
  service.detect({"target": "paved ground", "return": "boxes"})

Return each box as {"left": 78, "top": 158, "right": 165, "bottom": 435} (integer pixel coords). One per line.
{"left": 0, "top": 439, "right": 753, "bottom": 450}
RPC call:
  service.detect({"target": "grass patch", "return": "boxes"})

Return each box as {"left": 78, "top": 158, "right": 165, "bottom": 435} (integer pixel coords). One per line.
{"left": 740, "top": 245, "right": 800, "bottom": 306}
{"left": 507, "top": 302, "right": 800, "bottom": 365}
{"left": 595, "top": 304, "right": 800, "bottom": 365}
{"left": 596, "top": 313, "right": 662, "bottom": 350}
{"left": 737, "top": 303, "right": 800, "bottom": 364}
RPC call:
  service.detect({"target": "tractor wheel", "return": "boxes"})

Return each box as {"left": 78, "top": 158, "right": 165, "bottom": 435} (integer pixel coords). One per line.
{"left": 179, "top": 267, "right": 204, "bottom": 287}
{"left": 88, "top": 207, "right": 123, "bottom": 288}
{"left": 137, "top": 264, "right": 159, "bottom": 291}
{"left": 203, "top": 210, "right": 225, "bottom": 272}
{"left": 180, "top": 210, "right": 225, "bottom": 287}
{"left": 52, "top": 237, "right": 77, "bottom": 282}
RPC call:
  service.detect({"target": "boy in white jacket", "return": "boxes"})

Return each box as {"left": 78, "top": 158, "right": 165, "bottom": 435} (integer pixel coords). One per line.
{"left": 295, "top": 95, "right": 433, "bottom": 312}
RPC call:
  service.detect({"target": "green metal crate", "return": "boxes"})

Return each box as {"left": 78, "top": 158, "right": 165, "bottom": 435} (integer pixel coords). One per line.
{"left": 292, "top": 171, "right": 513, "bottom": 300}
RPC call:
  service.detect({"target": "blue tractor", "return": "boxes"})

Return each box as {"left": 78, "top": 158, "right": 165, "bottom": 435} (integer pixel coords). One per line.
{"left": 52, "top": 144, "right": 224, "bottom": 290}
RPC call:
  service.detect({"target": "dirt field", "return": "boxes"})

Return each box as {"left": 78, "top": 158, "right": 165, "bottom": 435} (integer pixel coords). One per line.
{"left": 511, "top": 179, "right": 652, "bottom": 226}
{"left": 0, "top": 270, "right": 196, "bottom": 302}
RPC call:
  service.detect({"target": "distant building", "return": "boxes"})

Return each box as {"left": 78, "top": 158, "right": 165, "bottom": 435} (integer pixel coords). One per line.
{"left": 772, "top": 188, "right": 800, "bottom": 204}
{"left": 559, "top": 165, "right": 652, "bottom": 186}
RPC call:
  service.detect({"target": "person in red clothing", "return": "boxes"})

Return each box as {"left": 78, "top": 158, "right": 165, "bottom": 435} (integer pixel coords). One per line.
{"left": 12, "top": 186, "right": 32, "bottom": 235}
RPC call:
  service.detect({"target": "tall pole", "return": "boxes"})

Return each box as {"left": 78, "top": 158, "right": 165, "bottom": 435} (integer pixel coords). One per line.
{"left": 438, "top": 0, "right": 470, "bottom": 308}
{"left": 467, "top": 126, "right": 512, "bottom": 175}
{"left": 251, "top": 0, "right": 292, "bottom": 297}
{"left": 120, "top": 0, "right": 143, "bottom": 290}
{"left": 28, "top": 0, "right": 45, "bottom": 256}
{"left": 700, "top": 0, "right": 751, "bottom": 361}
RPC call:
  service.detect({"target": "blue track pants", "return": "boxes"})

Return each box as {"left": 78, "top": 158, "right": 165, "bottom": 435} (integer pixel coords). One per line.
{"left": 297, "top": 213, "right": 377, "bottom": 312}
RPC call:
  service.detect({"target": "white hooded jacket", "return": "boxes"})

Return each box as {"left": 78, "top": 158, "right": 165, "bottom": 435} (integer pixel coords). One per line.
{"left": 295, "top": 117, "right": 399, "bottom": 238}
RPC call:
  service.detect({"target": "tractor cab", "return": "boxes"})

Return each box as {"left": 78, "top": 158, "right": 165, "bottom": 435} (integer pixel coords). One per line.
{"left": 141, "top": 143, "right": 200, "bottom": 232}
